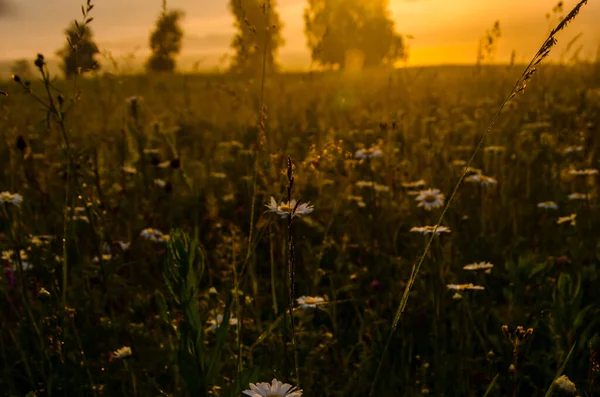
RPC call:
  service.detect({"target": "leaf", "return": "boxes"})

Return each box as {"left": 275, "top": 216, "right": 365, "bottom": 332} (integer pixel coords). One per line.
{"left": 154, "top": 290, "right": 170, "bottom": 325}
{"left": 529, "top": 262, "right": 548, "bottom": 279}
{"left": 482, "top": 373, "right": 500, "bottom": 397}
{"left": 543, "top": 342, "right": 576, "bottom": 397}
{"left": 206, "top": 295, "right": 233, "bottom": 383}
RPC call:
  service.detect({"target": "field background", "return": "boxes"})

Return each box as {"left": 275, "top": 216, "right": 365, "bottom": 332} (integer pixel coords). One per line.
{"left": 2, "top": 3, "right": 600, "bottom": 396}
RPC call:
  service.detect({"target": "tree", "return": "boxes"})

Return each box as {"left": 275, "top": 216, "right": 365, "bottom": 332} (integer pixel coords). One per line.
{"left": 229, "top": 0, "right": 284, "bottom": 75}
{"left": 304, "top": 0, "right": 407, "bottom": 70}
{"left": 146, "top": 1, "right": 184, "bottom": 73}
{"left": 57, "top": 21, "right": 101, "bottom": 78}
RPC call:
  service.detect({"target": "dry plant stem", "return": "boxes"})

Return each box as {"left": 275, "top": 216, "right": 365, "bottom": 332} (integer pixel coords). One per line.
{"left": 368, "top": 1, "right": 589, "bottom": 395}
{"left": 286, "top": 156, "right": 300, "bottom": 385}
{"left": 513, "top": 344, "right": 519, "bottom": 397}
{"left": 243, "top": 0, "right": 271, "bottom": 271}
{"left": 238, "top": 0, "right": 272, "bottom": 388}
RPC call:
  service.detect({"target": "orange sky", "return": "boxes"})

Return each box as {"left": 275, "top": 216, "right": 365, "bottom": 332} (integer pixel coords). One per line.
{"left": 0, "top": 0, "right": 598, "bottom": 69}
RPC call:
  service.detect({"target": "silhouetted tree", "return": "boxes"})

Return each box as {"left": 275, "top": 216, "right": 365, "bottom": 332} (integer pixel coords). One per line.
{"left": 229, "top": 0, "right": 283, "bottom": 74}
{"left": 57, "top": 20, "right": 101, "bottom": 78}
{"left": 146, "top": 1, "right": 184, "bottom": 73}
{"left": 304, "top": 0, "right": 406, "bottom": 70}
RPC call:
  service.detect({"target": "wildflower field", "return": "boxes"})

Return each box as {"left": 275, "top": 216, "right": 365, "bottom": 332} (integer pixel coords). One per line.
{"left": 2, "top": 8, "right": 600, "bottom": 397}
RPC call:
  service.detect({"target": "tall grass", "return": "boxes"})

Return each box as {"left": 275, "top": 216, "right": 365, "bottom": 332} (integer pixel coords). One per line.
{"left": 1, "top": 0, "right": 599, "bottom": 396}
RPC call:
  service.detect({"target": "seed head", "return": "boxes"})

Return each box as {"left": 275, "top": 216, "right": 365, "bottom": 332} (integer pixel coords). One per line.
{"left": 34, "top": 54, "right": 45, "bottom": 69}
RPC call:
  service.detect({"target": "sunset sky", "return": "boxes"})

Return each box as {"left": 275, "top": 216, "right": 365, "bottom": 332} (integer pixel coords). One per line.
{"left": 0, "top": 0, "right": 598, "bottom": 69}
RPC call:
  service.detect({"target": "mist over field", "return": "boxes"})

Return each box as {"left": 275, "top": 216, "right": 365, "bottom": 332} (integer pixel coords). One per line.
{"left": 1, "top": 1, "right": 600, "bottom": 396}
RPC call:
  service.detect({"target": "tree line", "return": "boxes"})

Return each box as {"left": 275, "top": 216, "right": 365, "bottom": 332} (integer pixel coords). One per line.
{"left": 17, "top": 0, "right": 408, "bottom": 78}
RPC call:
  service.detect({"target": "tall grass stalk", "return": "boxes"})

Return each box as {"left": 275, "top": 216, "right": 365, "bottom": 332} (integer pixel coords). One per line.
{"left": 368, "top": 1, "right": 590, "bottom": 395}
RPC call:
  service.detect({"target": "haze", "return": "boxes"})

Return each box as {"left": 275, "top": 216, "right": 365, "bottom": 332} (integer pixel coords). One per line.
{"left": 0, "top": 0, "right": 599, "bottom": 69}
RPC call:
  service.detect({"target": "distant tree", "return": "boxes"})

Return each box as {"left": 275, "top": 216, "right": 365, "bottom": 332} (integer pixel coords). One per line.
{"left": 11, "top": 59, "right": 33, "bottom": 80}
{"left": 57, "top": 20, "right": 101, "bottom": 78}
{"left": 146, "top": 1, "right": 184, "bottom": 73}
{"left": 228, "top": 0, "right": 284, "bottom": 74}
{"left": 304, "top": 0, "right": 406, "bottom": 70}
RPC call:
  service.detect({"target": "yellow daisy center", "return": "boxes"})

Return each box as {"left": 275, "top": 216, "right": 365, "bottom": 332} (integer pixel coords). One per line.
{"left": 423, "top": 194, "right": 437, "bottom": 203}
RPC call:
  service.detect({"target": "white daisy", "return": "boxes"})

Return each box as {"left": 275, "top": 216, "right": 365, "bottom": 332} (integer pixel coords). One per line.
{"left": 401, "top": 179, "right": 427, "bottom": 189}
{"left": 537, "top": 201, "right": 558, "bottom": 210}
{"left": 207, "top": 314, "right": 238, "bottom": 331}
{"left": 451, "top": 160, "right": 467, "bottom": 167}
{"left": 30, "top": 235, "right": 54, "bottom": 246}
{"left": 446, "top": 283, "right": 485, "bottom": 291}
{"left": 563, "top": 146, "right": 584, "bottom": 154}
{"left": 452, "top": 292, "right": 463, "bottom": 300}
{"left": 92, "top": 254, "right": 112, "bottom": 263}
{"left": 463, "top": 262, "right": 494, "bottom": 271}
{"left": 464, "top": 173, "right": 497, "bottom": 186}
{"left": 568, "top": 193, "right": 590, "bottom": 201}
{"left": 140, "top": 228, "right": 167, "bottom": 242}
{"left": 3, "top": 250, "right": 32, "bottom": 270}
{"left": 210, "top": 172, "right": 227, "bottom": 179}
{"left": 354, "top": 146, "right": 383, "bottom": 160}
{"left": 115, "top": 241, "right": 130, "bottom": 251}
{"left": 243, "top": 378, "right": 302, "bottom": 397}
{"left": 110, "top": 346, "right": 132, "bottom": 360}
{"left": 296, "top": 295, "right": 326, "bottom": 309}
{"left": 0, "top": 191, "right": 23, "bottom": 206}
{"left": 415, "top": 188, "right": 445, "bottom": 210}
{"left": 373, "top": 184, "right": 390, "bottom": 193}
{"left": 265, "top": 197, "right": 314, "bottom": 219}
{"left": 347, "top": 195, "right": 366, "bottom": 208}
{"left": 154, "top": 179, "right": 167, "bottom": 188}
{"left": 410, "top": 225, "right": 451, "bottom": 235}
{"left": 568, "top": 168, "right": 598, "bottom": 176}
{"left": 121, "top": 166, "right": 137, "bottom": 174}
{"left": 557, "top": 213, "right": 577, "bottom": 226}
{"left": 553, "top": 375, "right": 576, "bottom": 394}
{"left": 483, "top": 145, "right": 506, "bottom": 153}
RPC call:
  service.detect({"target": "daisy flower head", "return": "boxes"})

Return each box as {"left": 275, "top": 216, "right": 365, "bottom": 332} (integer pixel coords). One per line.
{"left": 464, "top": 173, "right": 497, "bottom": 186}
{"left": 415, "top": 188, "right": 445, "bottom": 210}
{"left": 0, "top": 191, "right": 23, "bottom": 206}
{"left": 537, "top": 201, "right": 558, "bottom": 210}
{"left": 568, "top": 168, "right": 598, "bottom": 176}
{"left": 553, "top": 375, "right": 576, "bottom": 395}
{"left": 446, "top": 283, "right": 485, "bottom": 291}
{"left": 207, "top": 314, "right": 238, "bottom": 332}
{"left": 356, "top": 181, "right": 390, "bottom": 193}
{"left": 121, "top": 165, "right": 137, "bottom": 175}
{"left": 265, "top": 197, "right": 314, "bottom": 219}
{"left": 483, "top": 145, "right": 506, "bottom": 153}
{"left": 140, "top": 228, "right": 167, "bottom": 242}
{"left": 463, "top": 261, "right": 494, "bottom": 271}
{"left": 451, "top": 159, "right": 467, "bottom": 167}
{"left": 296, "top": 295, "right": 326, "bottom": 309}
{"left": 562, "top": 146, "right": 584, "bottom": 154}
{"left": 109, "top": 346, "right": 132, "bottom": 362}
{"left": 410, "top": 225, "right": 451, "bottom": 235}
{"left": 401, "top": 179, "right": 427, "bottom": 189}
{"left": 557, "top": 213, "right": 576, "bottom": 226}
{"left": 243, "top": 378, "right": 302, "bottom": 397}
{"left": 354, "top": 146, "right": 383, "bottom": 160}
{"left": 568, "top": 192, "right": 590, "bottom": 201}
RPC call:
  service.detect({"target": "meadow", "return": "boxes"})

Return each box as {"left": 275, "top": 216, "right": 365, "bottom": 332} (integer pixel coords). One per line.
{"left": 1, "top": 36, "right": 600, "bottom": 397}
